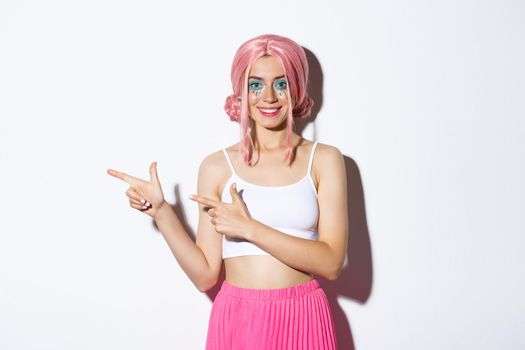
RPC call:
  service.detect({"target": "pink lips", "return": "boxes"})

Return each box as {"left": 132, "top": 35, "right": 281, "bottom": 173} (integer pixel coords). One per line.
{"left": 257, "top": 106, "right": 281, "bottom": 117}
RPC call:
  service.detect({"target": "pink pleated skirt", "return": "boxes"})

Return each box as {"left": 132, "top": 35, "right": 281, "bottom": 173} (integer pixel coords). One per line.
{"left": 205, "top": 278, "right": 338, "bottom": 350}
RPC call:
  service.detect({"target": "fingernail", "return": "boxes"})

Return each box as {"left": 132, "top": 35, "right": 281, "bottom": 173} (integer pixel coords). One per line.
{"left": 141, "top": 199, "right": 145, "bottom": 204}
{"left": 145, "top": 202, "right": 150, "bottom": 206}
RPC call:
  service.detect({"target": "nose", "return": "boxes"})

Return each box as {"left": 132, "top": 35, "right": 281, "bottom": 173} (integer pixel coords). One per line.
{"left": 262, "top": 85, "right": 278, "bottom": 103}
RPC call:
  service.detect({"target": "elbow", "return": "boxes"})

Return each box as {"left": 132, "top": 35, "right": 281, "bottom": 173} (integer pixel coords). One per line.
{"left": 197, "top": 284, "right": 211, "bottom": 293}
{"left": 325, "top": 261, "right": 344, "bottom": 281}
{"left": 325, "top": 269, "right": 341, "bottom": 282}
{"left": 197, "top": 277, "right": 219, "bottom": 293}
{"left": 323, "top": 245, "right": 344, "bottom": 281}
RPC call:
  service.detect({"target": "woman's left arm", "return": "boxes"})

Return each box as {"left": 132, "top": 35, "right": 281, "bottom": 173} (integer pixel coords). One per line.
{"left": 246, "top": 144, "right": 348, "bottom": 280}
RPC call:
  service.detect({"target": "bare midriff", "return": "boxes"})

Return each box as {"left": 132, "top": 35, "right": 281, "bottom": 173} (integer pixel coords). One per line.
{"left": 224, "top": 255, "right": 314, "bottom": 289}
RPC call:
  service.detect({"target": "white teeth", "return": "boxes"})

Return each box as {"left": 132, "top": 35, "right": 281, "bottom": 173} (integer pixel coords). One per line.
{"left": 260, "top": 108, "right": 279, "bottom": 113}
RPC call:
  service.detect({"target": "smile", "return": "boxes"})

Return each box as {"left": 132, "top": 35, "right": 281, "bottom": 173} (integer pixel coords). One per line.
{"left": 257, "top": 107, "right": 281, "bottom": 117}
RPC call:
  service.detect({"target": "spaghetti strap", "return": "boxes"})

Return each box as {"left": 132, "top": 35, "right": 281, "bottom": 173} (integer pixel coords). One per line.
{"left": 222, "top": 149, "right": 236, "bottom": 175}
{"left": 307, "top": 142, "right": 318, "bottom": 176}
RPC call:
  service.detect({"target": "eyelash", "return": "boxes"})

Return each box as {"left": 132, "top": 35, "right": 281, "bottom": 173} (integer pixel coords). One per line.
{"left": 248, "top": 80, "right": 287, "bottom": 92}
{"left": 274, "top": 80, "right": 287, "bottom": 90}
{"left": 249, "top": 82, "right": 263, "bottom": 91}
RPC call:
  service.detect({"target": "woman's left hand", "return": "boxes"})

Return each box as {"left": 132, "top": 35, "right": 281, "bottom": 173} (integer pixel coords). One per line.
{"left": 189, "top": 183, "right": 253, "bottom": 240}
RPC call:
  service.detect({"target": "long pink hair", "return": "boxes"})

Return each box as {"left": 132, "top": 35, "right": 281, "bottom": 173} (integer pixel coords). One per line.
{"left": 224, "top": 34, "right": 314, "bottom": 166}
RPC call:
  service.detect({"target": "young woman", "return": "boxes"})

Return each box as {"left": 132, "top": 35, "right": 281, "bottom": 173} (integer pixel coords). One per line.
{"left": 107, "top": 34, "right": 348, "bottom": 349}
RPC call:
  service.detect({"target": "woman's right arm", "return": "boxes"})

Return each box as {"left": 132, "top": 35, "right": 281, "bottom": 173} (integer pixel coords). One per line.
{"left": 108, "top": 155, "right": 224, "bottom": 293}
{"left": 153, "top": 154, "right": 224, "bottom": 292}
{"left": 153, "top": 201, "right": 214, "bottom": 292}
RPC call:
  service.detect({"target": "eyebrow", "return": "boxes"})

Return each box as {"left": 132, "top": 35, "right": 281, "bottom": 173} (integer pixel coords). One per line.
{"left": 248, "top": 75, "right": 286, "bottom": 81}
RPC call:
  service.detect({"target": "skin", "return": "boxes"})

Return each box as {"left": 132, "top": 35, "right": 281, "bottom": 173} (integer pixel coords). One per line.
{"left": 107, "top": 55, "right": 348, "bottom": 292}
{"left": 246, "top": 55, "right": 289, "bottom": 134}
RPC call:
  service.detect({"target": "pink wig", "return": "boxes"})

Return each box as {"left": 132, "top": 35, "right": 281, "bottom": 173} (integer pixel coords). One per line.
{"left": 224, "top": 34, "right": 314, "bottom": 166}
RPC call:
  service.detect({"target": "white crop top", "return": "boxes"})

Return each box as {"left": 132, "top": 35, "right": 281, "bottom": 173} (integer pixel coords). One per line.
{"left": 221, "top": 142, "right": 320, "bottom": 259}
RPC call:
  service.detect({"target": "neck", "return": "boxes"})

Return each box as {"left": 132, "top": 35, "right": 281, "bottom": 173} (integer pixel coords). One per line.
{"left": 252, "top": 122, "right": 299, "bottom": 151}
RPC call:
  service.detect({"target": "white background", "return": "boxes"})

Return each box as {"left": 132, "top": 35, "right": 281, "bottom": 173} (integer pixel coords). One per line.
{"left": 1, "top": 0, "right": 524, "bottom": 349}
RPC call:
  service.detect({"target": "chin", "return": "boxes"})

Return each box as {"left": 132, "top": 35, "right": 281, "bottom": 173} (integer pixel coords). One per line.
{"left": 263, "top": 117, "right": 288, "bottom": 130}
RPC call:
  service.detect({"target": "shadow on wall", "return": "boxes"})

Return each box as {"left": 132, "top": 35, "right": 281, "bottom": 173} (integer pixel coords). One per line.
{"left": 150, "top": 47, "right": 373, "bottom": 350}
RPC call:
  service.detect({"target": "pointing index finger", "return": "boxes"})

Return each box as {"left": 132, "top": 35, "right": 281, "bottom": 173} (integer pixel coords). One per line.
{"left": 107, "top": 168, "right": 137, "bottom": 185}
{"left": 189, "top": 194, "right": 220, "bottom": 209}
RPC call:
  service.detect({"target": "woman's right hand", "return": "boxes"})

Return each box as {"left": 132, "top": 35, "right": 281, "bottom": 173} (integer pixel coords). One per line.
{"left": 107, "top": 161, "right": 166, "bottom": 219}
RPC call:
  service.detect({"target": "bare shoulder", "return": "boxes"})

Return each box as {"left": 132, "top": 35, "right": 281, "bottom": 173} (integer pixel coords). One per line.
{"left": 200, "top": 142, "right": 240, "bottom": 172}
{"left": 314, "top": 143, "right": 346, "bottom": 200}
{"left": 199, "top": 149, "right": 227, "bottom": 173}
{"left": 315, "top": 142, "right": 343, "bottom": 158}
{"left": 197, "top": 147, "right": 234, "bottom": 198}
{"left": 314, "top": 142, "right": 344, "bottom": 169}
{"left": 312, "top": 142, "right": 345, "bottom": 185}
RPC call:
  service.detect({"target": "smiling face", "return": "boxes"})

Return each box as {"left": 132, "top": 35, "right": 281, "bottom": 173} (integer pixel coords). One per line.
{"left": 247, "top": 55, "right": 290, "bottom": 130}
